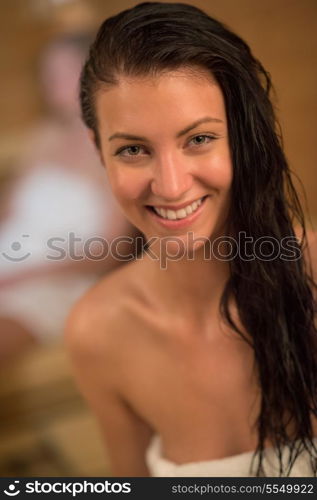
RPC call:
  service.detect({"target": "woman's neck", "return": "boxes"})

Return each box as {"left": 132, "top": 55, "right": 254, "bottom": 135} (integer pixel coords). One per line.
{"left": 143, "top": 241, "right": 231, "bottom": 318}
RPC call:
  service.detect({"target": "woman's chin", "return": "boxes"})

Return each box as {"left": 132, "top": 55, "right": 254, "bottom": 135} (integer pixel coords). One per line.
{"left": 143, "top": 230, "right": 215, "bottom": 263}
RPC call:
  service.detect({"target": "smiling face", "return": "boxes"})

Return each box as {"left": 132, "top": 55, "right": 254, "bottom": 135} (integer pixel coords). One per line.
{"left": 95, "top": 67, "right": 232, "bottom": 251}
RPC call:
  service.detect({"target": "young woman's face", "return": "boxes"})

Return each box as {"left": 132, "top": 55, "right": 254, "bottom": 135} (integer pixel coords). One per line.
{"left": 95, "top": 68, "right": 232, "bottom": 250}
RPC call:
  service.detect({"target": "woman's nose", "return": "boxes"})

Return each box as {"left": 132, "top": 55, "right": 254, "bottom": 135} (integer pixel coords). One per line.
{"left": 150, "top": 154, "right": 193, "bottom": 201}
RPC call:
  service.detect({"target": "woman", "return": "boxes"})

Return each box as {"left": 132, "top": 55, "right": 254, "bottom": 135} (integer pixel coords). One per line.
{"left": 65, "top": 2, "right": 317, "bottom": 476}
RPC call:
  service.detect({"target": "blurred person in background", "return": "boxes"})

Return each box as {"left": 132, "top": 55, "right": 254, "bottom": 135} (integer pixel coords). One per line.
{"left": 0, "top": 33, "right": 133, "bottom": 363}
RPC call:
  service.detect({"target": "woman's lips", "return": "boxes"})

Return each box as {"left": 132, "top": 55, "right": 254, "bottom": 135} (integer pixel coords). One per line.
{"left": 146, "top": 195, "right": 208, "bottom": 229}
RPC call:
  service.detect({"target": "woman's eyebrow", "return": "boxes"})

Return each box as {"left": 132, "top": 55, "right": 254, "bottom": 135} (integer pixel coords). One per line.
{"left": 108, "top": 116, "right": 223, "bottom": 142}
{"left": 176, "top": 116, "right": 223, "bottom": 137}
{"left": 108, "top": 132, "right": 148, "bottom": 142}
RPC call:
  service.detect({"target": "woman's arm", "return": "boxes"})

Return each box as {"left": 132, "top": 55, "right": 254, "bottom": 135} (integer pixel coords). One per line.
{"left": 64, "top": 296, "right": 153, "bottom": 477}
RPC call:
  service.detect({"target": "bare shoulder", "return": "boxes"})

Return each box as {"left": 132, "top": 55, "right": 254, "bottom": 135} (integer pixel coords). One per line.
{"left": 65, "top": 259, "right": 145, "bottom": 353}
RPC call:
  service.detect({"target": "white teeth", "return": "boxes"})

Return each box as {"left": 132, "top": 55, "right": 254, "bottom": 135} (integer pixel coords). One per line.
{"left": 185, "top": 205, "right": 193, "bottom": 215}
{"left": 160, "top": 208, "right": 167, "bottom": 218}
{"left": 166, "top": 209, "right": 177, "bottom": 220}
{"left": 153, "top": 197, "right": 204, "bottom": 220}
{"left": 176, "top": 208, "right": 187, "bottom": 219}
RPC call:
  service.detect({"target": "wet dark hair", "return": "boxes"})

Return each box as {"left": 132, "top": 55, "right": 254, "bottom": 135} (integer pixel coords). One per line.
{"left": 79, "top": 2, "right": 317, "bottom": 476}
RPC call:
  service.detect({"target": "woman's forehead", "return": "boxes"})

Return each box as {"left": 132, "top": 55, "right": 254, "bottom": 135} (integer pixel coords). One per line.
{"left": 95, "top": 68, "right": 227, "bottom": 134}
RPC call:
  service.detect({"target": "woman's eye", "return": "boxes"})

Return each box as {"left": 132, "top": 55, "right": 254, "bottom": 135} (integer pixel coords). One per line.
{"left": 115, "top": 135, "right": 216, "bottom": 158}
{"left": 188, "top": 134, "right": 214, "bottom": 147}
{"left": 116, "top": 145, "right": 147, "bottom": 157}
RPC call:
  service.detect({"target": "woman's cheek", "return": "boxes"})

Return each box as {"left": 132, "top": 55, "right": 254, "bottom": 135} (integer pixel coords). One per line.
{"left": 107, "top": 167, "right": 149, "bottom": 204}
{"left": 201, "top": 149, "right": 232, "bottom": 191}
